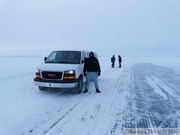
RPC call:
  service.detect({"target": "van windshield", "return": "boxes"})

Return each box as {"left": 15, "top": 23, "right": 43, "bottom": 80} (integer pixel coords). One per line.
{"left": 45, "top": 51, "right": 81, "bottom": 64}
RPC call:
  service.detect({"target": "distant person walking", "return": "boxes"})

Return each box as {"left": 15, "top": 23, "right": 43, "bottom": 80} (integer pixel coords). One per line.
{"left": 83, "top": 51, "right": 101, "bottom": 93}
{"left": 111, "top": 55, "right": 116, "bottom": 68}
{"left": 118, "top": 55, "right": 122, "bottom": 68}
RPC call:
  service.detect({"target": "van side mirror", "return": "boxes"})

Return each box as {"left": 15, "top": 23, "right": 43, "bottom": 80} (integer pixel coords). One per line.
{"left": 44, "top": 57, "right": 47, "bottom": 62}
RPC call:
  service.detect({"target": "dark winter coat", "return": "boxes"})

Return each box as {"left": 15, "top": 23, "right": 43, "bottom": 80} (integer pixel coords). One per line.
{"left": 118, "top": 56, "right": 122, "bottom": 62}
{"left": 83, "top": 56, "right": 101, "bottom": 73}
{"left": 111, "top": 55, "right": 115, "bottom": 62}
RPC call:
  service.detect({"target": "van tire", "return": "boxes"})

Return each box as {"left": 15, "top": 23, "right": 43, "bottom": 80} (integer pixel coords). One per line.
{"left": 74, "top": 76, "right": 83, "bottom": 94}
{"left": 39, "top": 86, "right": 46, "bottom": 90}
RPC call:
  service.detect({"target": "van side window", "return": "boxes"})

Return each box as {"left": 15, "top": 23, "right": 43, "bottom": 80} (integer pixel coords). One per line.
{"left": 81, "top": 52, "right": 86, "bottom": 63}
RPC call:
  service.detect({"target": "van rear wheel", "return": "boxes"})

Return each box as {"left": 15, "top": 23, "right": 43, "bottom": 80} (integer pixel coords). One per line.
{"left": 74, "top": 76, "right": 83, "bottom": 94}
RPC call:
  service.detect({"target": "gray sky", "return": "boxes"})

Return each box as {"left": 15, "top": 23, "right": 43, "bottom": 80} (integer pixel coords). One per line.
{"left": 0, "top": 0, "right": 180, "bottom": 56}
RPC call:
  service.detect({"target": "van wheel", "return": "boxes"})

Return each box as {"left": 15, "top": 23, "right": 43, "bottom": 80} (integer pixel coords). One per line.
{"left": 74, "top": 76, "right": 83, "bottom": 94}
{"left": 39, "top": 86, "right": 46, "bottom": 90}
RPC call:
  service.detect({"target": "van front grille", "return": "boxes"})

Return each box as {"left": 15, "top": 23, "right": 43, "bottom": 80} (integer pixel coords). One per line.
{"left": 42, "top": 71, "right": 62, "bottom": 79}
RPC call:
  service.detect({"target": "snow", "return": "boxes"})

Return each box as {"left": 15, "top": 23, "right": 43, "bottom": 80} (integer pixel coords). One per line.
{"left": 1, "top": 56, "right": 180, "bottom": 135}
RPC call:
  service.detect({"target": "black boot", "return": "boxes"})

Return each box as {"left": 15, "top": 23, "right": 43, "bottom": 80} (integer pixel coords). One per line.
{"left": 96, "top": 89, "right": 101, "bottom": 93}
{"left": 83, "top": 89, "right": 88, "bottom": 93}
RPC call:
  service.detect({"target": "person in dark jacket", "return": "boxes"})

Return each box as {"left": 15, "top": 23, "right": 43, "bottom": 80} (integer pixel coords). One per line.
{"left": 111, "top": 55, "right": 116, "bottom": 68}
{"left": 118, "top": 55, "right": 122, "bottom": 68}
{"left": 83, "top": 51, "right": 101, "bottom": 93}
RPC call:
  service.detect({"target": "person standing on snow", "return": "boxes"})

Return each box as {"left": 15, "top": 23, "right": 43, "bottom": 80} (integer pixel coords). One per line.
{"left": 111, "top": 55, "right": 116, "bottom": 68}
{"left": 83, "top": 51, "right": 101, "bottom": 93}
{"left": 118, "top": 55, "right": 122, "bottom": 68}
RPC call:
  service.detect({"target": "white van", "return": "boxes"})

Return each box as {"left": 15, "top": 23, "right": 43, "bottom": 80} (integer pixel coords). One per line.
{"left": 34, "top": 50, "right": 97, "bottom": 93}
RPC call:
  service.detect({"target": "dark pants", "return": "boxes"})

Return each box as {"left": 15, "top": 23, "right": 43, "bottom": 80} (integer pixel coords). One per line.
{"left": 119, "top": 62, "right": 121, "bottom": 68}
{"left": 111, "top": 61, "right": 115, "bottom": 68}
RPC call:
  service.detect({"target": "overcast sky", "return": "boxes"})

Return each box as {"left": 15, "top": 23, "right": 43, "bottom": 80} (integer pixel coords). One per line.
{"left": 0, "top": 0, "right": 180, "bottom": 56}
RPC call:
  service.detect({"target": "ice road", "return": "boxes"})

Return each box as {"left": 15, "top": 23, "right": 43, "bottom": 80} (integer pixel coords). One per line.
{"left": 0, "top": 56, "right": 180, "bottom": 135}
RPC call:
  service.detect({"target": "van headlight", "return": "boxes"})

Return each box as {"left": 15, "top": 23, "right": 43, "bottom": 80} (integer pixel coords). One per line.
{"left": 63, "top": 70, "right": 76, "bottom": 80}
{"left": 35, "top": 69, "right": 41, "bottom": 79}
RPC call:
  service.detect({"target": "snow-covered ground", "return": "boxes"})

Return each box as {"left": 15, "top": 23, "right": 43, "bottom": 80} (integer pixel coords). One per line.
{"left": 1, "top": 56, "right": 180, "bottom": 135}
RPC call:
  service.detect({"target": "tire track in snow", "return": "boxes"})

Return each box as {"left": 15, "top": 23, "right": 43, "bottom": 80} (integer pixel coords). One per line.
{"left": 46, "top": 67, "right": 126, "bottom": 135}
{"left": 44, "top": 66, "right": 130, "bottom": 135}
{"left": 42, "top": 102, "right": 79, "bottom": 134}
{"left": 109, "top": 66, "right": 135, "bottom": 134}
{"left": 16, "top": 91, "right": 96, "bottom": 135}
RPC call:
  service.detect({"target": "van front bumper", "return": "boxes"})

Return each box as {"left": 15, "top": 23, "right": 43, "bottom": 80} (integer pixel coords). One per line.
{"left": 34, "top": 78, "right": 78, "bottom": 88}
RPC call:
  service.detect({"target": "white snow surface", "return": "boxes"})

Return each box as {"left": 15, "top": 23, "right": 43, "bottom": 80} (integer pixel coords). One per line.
{"left": 1, "top": 56, "right": 180, "bottom": 135}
